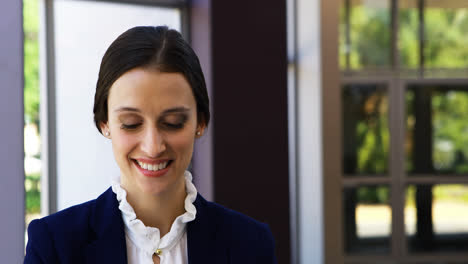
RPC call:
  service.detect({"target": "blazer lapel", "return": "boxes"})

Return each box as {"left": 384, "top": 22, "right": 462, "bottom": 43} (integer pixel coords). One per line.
{"left": 187, "top": 194, "right": 227, "bottom": 264}
{"left": 82, "top": 190, "right": 226, "bottom": 263}
{"left": 84, "top": 188, "right": 127, "bottom": 264}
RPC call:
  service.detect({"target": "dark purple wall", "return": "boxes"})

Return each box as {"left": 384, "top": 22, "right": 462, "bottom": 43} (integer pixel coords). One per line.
{"left": 191, "top": 1, "right": 290, "bottom": 262}
{"left": 210, "top": 1, "right": 290, "bottom": 263}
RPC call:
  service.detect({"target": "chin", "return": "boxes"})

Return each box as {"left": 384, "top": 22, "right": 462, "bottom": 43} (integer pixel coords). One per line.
{"left": 134, "top": 178, "right": 169, "bottom": 196}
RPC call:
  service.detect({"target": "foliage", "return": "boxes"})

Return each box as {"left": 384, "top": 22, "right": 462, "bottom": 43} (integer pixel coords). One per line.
{"left": 25, "top": 173, "right": 41, "bottom": 214}
{"left": 357, "top": 186, "right": 389, "bottom": 204}
{"left": 406, "top": 88, "right": 468, "bottom": 173}
{"left": 24, "top": 0, "right": 41, "bottom": 215}
{"left": 406, "top": 184, "right": 468, "bottom": 207}
{"left": 356, "top": 92, "right": 389, "bottom": 173}
{"left": 399, "top": 5, "right": 419, "bottom": 67}
{"left": 424, "top": 9, "right": 468, "bottom": 68}
{"left": 405, "top": 90, "right": 415, "bottom": 172}
{"left": 343, "top": 86, "right": 389, "bottom": 174}
{"left": 350, "top": 5, "right": 390, "bottom": 68}
{"left": 340, "top": 4, "right": 391, "bottom": 69}
{"left": 432, "top": 90, "right": 468, "bottom": 172}
{"left": 340, "top": 3, "right": 468, "bottom": 69}
{"left": 24, "top": 0, "right": 40, "bottom": 124}
{"left": 433, "top": 184, "right": 468, "bottom": 203}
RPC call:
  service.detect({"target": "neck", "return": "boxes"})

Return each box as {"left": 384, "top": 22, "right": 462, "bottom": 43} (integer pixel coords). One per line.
{"left": 124, "top": 176, "right": 187, "bottom": 237}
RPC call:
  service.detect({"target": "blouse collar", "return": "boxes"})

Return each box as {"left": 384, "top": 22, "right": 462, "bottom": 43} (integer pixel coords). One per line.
{"left": 111, "top": 171, "right": 198, "bottom": 255}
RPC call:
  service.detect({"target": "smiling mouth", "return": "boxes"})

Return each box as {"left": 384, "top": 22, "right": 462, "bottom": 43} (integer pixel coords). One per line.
{"left": 134, "top": 160, "right": 172, "bottom": 172}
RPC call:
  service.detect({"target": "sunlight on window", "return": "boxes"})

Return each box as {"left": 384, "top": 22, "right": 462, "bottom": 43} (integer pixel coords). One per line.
{"left": 405, "top": 184, "right": 468, "bottom": 253}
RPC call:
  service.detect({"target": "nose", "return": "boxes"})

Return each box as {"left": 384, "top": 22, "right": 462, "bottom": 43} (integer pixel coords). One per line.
{"left": 141, "top": 127, "right": 166, "bottom": 157}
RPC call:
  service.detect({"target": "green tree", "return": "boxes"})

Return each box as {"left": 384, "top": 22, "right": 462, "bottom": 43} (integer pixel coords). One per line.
{"left": 23, "top": 0, "right": 41, "bottom": 215}
{"left": 424, "top": 8, "right": 468, "bottom": 68}
{"left": 24, "top": 0, "right": 39, "bottom": 124}
{"left": 341, "top": 3, "right": 468, "bottom": 69}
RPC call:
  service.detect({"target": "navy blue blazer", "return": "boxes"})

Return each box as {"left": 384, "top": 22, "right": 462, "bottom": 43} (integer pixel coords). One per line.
{"left": 24, "top": 188, "right": 277, "bottom": 264}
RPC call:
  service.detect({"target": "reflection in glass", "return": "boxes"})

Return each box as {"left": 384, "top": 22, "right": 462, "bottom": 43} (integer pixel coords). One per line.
{"left": 339, "top": 0, "right": 391, "bottom": 70}
{"left": 344, "top": 185, "right": 391, "bottom": 254}
{"left": 343, "top": 84, "right": 389, "bottom": 175}
{"left": 399, "top": 0, "right": 420, "bottom": 68}
{"left": 406, "top": 184, "right": 468, "bottom": 253}
{"left": 424, "top": 1, "right": 468, "bottom": 68}
{"left": 406, "top": 85, "right": 468, "bottom": 174}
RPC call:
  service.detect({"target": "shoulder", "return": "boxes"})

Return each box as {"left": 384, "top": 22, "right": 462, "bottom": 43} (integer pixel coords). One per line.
{"left": 28, "top": 197, "right": 97, "bottom": 240}
{"left": 25, "top": 201, "right": 93, "bottom": 261}
{"left": 28, "top": 187, "right": 116, "bottom": 236}
{"left": 25, "top": 188, "right": 113, "bottom": 263}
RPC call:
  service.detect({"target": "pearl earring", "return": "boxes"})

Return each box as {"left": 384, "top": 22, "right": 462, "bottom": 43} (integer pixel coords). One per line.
{"left": 105, "top": 131, "right": 110, "bottom": 137}
{"left": 196, "top": 131, "right": 201, "bottom": 136}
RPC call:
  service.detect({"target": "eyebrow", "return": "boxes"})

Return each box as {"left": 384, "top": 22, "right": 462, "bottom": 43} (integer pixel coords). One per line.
{"left": 114, "top": 106, "right": 190, "bottom": 115}
{"left": 114, "top": 107, "right": 140, "bottom": 113}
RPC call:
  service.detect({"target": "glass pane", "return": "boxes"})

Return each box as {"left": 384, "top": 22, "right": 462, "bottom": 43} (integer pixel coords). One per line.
{"left": 399, "top": 0, "right": 420, "bottom": 68}
{"left": 343, "top": 84, "right": 389, "bottom": 175}
{"left": 24, "top": 0, "right": 42, "bottom": 229}
{"left": 343, "top": 185, "right": 391, "bottom": 254}
{"left": 406, "top": 184, "right": 468, "bottom": 253}
{"left": 406, "top": 85, "right": 468, "bottom": 174}
{"left": 339, "top": 0, "right": 348, "bottom": 69}
{"left": 424, "top": 0, "right": 468, "bottom": 68}
{"left": 339, "top": 0, "right": 391, "bottom": 70}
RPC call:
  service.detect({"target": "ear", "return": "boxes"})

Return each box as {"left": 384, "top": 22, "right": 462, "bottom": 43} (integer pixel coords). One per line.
{"left": 100, "top": 122, "right": 110, "bottom": 138}
{"left": 195, "top": 122, "right": 207, "bottom": 138}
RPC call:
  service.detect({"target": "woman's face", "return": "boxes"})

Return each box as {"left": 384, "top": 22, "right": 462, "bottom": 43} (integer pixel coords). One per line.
{"left": 102, "top": 68, "right": 203, "bottom": 197}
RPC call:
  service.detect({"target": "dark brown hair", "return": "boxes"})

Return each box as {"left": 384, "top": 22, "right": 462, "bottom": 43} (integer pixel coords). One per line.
{"left": 93, "top": 26, "right": 210, "bottom": 133}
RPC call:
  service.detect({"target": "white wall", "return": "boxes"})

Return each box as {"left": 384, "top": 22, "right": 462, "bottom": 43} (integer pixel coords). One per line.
{"left": 53, "top": 0, "right": 181, "bottom": 210}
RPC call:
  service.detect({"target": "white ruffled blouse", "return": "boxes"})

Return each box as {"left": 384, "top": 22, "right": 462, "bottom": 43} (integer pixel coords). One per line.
{"left": 111, "top": 171, "right": 198, "bottom": 264}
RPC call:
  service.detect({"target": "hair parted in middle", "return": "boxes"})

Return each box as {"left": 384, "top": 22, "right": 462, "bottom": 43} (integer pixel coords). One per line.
{"left": 93, "top": 26, "right": 210, "bottom": 134}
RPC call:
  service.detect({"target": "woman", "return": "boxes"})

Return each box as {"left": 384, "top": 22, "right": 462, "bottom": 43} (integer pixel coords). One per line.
{"left": 24, "top": 26, "right": 277, "bottom": 264}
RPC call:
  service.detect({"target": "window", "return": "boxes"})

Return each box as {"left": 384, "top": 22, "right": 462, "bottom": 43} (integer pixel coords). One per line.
{"left": 24, "top": 0, "right": 41, "bottom": 232}
{"left": 336, "top": 0, "right": 468, "bottom": 262}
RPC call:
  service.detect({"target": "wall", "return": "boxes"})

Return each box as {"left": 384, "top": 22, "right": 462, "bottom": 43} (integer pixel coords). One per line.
{"left": 0, "top": 0, "right": 25, "bottom": 262}
{"left": 209, "top": 1, "right": 291, "bottom": 263}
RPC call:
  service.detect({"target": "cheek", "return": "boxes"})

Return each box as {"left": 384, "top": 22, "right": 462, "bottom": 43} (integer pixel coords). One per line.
{"left": 168, "top": 132, "right": 196, "bottom": 158}
{"left": 111, "top": 132, "right": 139, "bottom": 158}
{"left": 168, "top": 119, "right": 198, "bottom": 156}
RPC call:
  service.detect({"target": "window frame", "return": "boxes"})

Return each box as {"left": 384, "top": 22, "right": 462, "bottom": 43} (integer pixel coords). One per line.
{"left": 325, "top": 0, "right": 468, "bottom": 263}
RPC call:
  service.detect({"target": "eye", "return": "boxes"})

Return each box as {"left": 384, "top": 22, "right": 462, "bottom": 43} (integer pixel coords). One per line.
{"left": 121, "top": 123, "right": 141, "bottom": 130}
{"left": 163, "top": 122, "right": 184, "bottom": 130}
{"left": 161, "top": 114, "right": 187, "bottom": 130}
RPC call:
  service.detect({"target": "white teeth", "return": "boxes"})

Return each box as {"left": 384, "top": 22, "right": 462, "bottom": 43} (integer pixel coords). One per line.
{"left": 137, "top": 161, "right": 169, "bottom": 171}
